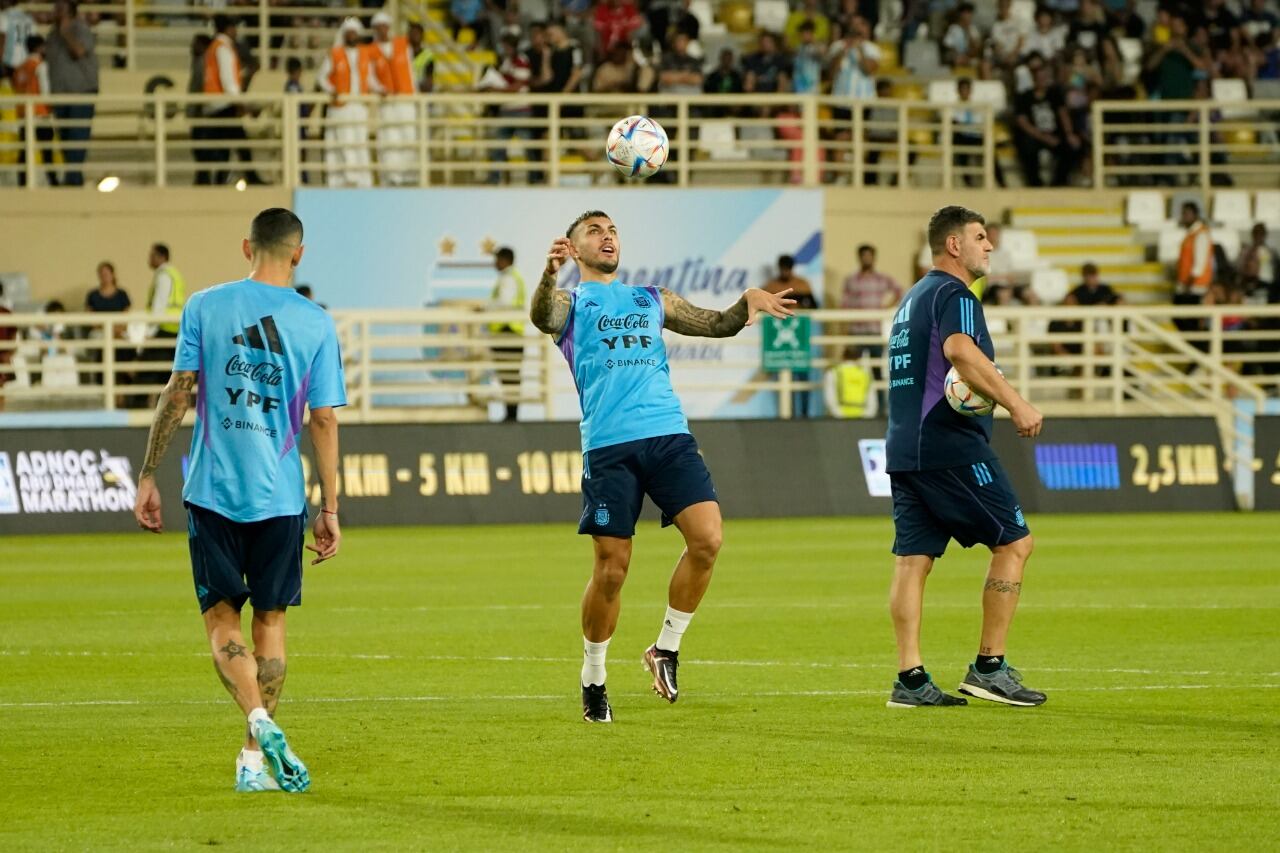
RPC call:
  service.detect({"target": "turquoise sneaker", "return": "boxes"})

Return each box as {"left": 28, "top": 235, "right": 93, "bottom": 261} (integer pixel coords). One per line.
{"left": 234, "top": 765, "right": 281, "bottom": 793}
{"left": 251, "top": 719, "right": 311, "bottom": 793}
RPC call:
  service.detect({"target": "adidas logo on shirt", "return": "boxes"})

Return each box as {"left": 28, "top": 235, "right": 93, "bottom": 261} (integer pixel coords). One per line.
{"left": 232, "top": 315, "right": 284, "bottom": 355}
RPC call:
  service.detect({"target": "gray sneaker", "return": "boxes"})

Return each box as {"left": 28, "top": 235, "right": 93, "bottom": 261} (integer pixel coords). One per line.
{"left": 958, "top": 662, "right": 1047, "bottom": 707}
{"left": 886, "top": 676, "right": 969, "bottom": 708}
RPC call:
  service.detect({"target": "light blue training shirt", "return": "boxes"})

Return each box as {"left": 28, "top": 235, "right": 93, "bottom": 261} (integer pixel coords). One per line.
{"left": 173, "top": 278, "right": 346, "bottom": 522}
{"left": 555, "top": 280, "right": 690, "bottom": 452}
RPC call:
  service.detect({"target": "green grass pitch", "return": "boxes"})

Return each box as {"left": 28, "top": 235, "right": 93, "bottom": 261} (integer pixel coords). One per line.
{"left": 2, "top": 513, "right": 1277, "bottom": 850}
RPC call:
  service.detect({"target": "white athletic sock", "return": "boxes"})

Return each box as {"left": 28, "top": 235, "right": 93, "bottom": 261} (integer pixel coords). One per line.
{"left": 581, "top": 637, "right": 611, "bottom": 687}
{"left": 656, "top": 606, "right": 694, "bottom": 653}
{"left": 246, "top": 707, "right": 271, "bottom": 729}
{"left": 238, "top": 748, "right": 265, "bottom": 772}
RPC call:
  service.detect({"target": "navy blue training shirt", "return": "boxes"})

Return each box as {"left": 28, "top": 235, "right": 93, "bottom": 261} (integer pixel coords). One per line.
{"left": 885, "top": 269, "right": 998, "bottom": 472}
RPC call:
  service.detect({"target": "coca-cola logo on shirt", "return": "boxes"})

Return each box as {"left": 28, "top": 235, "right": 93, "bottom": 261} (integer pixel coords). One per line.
{"left": 597, "top": 313, "right": 651, "bottom": 332}
{"left": 225, "top": 355, "right": 283, "bottom": 386}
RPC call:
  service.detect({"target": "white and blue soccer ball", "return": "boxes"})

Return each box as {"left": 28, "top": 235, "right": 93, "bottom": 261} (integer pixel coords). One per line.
{"left": 944, "top": 365, "right": 996, "bottom": 417}
{"left": 606, "top": 115, "right": 669, "bottom": 179}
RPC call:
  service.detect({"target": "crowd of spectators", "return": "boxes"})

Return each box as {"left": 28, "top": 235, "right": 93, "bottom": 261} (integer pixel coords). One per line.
{"left": 4, "top": 0, "right": 1280, "bottom": 189}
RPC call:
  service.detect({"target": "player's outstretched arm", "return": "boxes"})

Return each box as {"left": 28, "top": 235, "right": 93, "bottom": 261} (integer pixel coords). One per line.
{"left": 134, "top": 370, "right": 198, "bottom": 532}
{"left": 306, "top": 406, "right": 342, "bottom": 564}
{"left": 943, "top": 334, "right": 1044, "bottom": 438}
{"left": 658, "top": 287, "right": 797, "bottom": 338}
{"left": 530, "top": 237, "right": 574, "bottom": 337}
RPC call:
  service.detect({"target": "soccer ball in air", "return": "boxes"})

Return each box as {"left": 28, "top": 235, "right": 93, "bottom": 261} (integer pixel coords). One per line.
{"left": 606, "top": 115, "right": 669, "bottom": 179}
{"left": 944, "top": 366, "right": 996, "bottom": 417}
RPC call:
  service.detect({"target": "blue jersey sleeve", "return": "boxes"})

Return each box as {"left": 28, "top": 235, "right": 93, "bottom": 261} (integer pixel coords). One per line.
{"left": 307, "top": 316, "right": 347, "bottom": 409}
{"left": 937, "top": 287, "right": 985, "bottom": 346}
{"left": 172, "top": 295, "right": 202, "bottom": 372}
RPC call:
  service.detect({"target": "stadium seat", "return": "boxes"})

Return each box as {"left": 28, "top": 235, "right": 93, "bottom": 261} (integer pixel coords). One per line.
{"left": 927, "top": 79, "right": 958, "bottom": 104}
{"left": 1212, "top": 191, "right": 1253, "bottom": 230}
{"left": 689, "top": 0, "right": 715, "bottom": 31}
{"left": 1000, "top": 229, "right": 1040, "bottom": 273}
{"left": 1210, "top": 78, "right": 1250, "bottom": 120}
{"left": 970, "top": 80, "right": 1008, "bottom": 111}
{"left": 1254, "top": 79, "right": 1280, "bottom": 101}
{"left": 753, "top": 0, "right": 789, "bottom": 32}
{"left": 1157, "top": 227, "right": 1184, "bottom": 264}
{"left": 1117, "top": 38, "right": 1144, "bottom": 83}
{"left": 1211, "top": 228, "right": 1241, "bottom": 262}
{"left": 904, "top": 40, "right": 942, "bottom": 75}
{"left": 1255, "top": 191, "right": 1280, "bottom": 227}
{"left": 720, "top": 1, "right": 754, "bottom": 33}
{"left": 1126, "top": 191, "right": 1170, "bottom": 231}
{"left": 40, "top": 353, "right": 79, "bottom": 389}
{"left": 699, "top": 120, "right": 748, "bottom": 160}
{"left": 1029, "top": 268, "right": 1070, "bottom": 304}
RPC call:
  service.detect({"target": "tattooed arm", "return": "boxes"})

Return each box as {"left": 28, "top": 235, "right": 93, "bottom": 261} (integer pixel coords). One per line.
{"left": 658, "top": 287, "right": 798, "bottom": 338}
{"left": 134, "top": 371, "right": 197, "bottom": 532}
{"left": 529, "top": 236, "right": 574, "bottom": 336}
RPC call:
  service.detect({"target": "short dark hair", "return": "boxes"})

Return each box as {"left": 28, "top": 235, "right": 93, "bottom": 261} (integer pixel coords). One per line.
{"left": 927, "top": 206, "right": 985, "bottom": 254}
{"left": 1083, "top": 262, "right": 1099, "bottom": 276}
{"left": 566, "top": 209, "right": 611, "bottom": 239}
{"left": 496, "top": 247, "right": 515, "bottom": 264}
{"left": 798, "top": 20, "right": 815, "bottom": 32}
{"left": 249, "top": 208, "right": 304, "bottom": 255}
{"left": 857, "top": 243, "right": 875, "bottom": 256}
{"left": 151, "top": 243, "right": 170, "bottom": 261}
{"left": 285, "top": 57, "right": 303, "bottom": 73}
{"left": 213, "top": 14, "right": 236, "bottom": 33}
{"left": 25, "top": 34, "right": 43, "bottom": 53}
{"left": 1182, "top": 201, "right": 1200, "bottom": 217}
{"left": 777, "top": 254, "right": 794, "bottom": 270}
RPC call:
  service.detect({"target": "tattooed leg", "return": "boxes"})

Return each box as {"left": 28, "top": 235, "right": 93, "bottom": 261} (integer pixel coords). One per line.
{"left": 202, "top": 600, "right": 263, "bottom": 718}
{"left": 979, "top": 535, "right": 1035, "bottom": 657}
{"left": 246, "top": 608, "right": 288, "bottom": 749}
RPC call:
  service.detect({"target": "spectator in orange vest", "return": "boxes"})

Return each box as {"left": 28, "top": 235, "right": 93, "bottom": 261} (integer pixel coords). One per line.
{"left": 198, "top": 15, "right": 264, "bottom": 186}
{"left": 370, "top": 10, "right": 418, "bottom": 186}
{"left": 1176, "top": 201, "right": 1213, "bottom": 301}
{"left": 15, "top": 34, "right": 54, "bottom": 187}
{"left": 318, "top": 17, "right": 380, "bottom": 188}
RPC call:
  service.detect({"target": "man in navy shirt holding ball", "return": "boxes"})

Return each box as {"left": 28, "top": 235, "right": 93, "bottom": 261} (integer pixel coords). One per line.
{"left": 884, "top": 206, "right": 1047, "bottom": 709}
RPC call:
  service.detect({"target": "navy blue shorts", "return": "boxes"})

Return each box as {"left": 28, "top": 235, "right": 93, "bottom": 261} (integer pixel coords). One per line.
{"left": 579, "top": 433, "right": 718, "bottom": 538}
{"left": 186, "top": 502, "right": 307, "bottom": 613}
{"left": 890, "top": 459, "right": 1030, "bottom": 558}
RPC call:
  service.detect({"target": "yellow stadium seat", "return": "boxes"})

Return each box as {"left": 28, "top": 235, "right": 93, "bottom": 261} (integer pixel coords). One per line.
{"left": 877, "top": 41, "right": 899, "bottom": 70}
{"left": 1228, "top": 129, "right": 1257, "bottom": 146}
{"left": 891, "top": 82, "right": 924, "bottom": 100}
{"left": 720, "top": 1, "right": 754, "bottom": 34}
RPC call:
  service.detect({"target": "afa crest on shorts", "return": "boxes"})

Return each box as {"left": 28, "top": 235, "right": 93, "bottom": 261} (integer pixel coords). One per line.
{"left": 594, "top": 506, "right": 610, "bottom": 526}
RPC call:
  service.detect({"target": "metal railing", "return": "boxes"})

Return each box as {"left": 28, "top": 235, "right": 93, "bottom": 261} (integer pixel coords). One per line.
{"left": 4, "top": 304, "right": 1278, "bottom": 415}
{"left": 0, "top": 91, "right": 1002, "bottom": 188}
{"left": 19, "top": 1, "right": 428, "bottom": 73}
{"left": 1093, "top": 98, "right": 1280, "bottom": 188}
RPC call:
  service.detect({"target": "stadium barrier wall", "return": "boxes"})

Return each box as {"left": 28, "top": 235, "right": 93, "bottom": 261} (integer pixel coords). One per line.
{"left": 1255, "top": 417, "right": 1280, "bottom": 512}
{"left": 3, "top": 187, "right": 1133, "bottom": 312}
{"left": 0, "top": 416, "right": 1236, "bottom": 535}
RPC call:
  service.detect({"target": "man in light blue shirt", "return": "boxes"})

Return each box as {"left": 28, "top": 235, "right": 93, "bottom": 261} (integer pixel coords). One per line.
{"left": 134, "top": 208, "right": 345, "bottom": 794}
{"left": 531, "top": 210, "right": 795, "bottom": 723}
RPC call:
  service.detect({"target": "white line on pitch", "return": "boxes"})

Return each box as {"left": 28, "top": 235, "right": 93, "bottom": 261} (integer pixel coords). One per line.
{"left": 5, "top": 648, "right": 1274, "bottom": 676}
{"left": 1, "top": 684, "right": 1277, "bottom": 710}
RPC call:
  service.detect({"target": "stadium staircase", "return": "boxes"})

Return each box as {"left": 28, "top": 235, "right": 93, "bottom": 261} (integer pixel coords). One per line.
{"left": 1010, "top": 204, "right": 1168, "bottom": 304}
